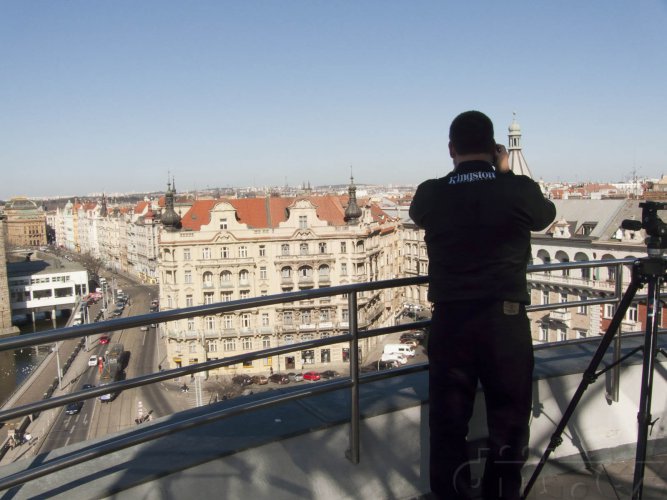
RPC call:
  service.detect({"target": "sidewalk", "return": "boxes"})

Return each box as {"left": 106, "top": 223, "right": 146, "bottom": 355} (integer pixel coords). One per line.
{"left": 0, "top": 335, "right": 89, "bottom": 465}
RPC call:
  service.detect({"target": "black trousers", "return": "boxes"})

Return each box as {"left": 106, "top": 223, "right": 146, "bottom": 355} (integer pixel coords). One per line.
{"left": 428, "top": 301, "right": 533, "bottom": 500}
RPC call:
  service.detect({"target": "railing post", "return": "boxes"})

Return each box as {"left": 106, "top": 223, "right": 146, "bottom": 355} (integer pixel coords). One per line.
{"left": 346, "top": 291, "right": 360, "bottom": 464}
{"left": 609, "top": 262, "right": 625, "bottom": 403}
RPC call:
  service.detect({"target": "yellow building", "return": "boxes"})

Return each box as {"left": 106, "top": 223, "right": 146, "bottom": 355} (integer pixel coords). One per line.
{"left": 3, "top": 197, "right": 47, "bottom": 248}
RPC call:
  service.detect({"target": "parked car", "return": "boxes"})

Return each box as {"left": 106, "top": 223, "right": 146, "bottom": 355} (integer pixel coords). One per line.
{"left": 88, "top": 355, "right": 98, "bottom": 367}
{"left": 287, "top": 372, "right": 303, "bottom": 382}
{"left": 232, "top": 374, "right": 253, "bottom": 386}
{"left": 140, "top": 326, "right": 148, "bottom": 331}
{"left": 380, "top": 353, "right": 408, "bottom": 365}
{"left": 269, "top": 374, "right": 290, "bottom": 385}
{"left": 320, "top": 370, "right": 339, "bottom": 380}
{"left": 65, "top": 401, "right": 84, "bottom": 415}
{"left": 303, "top": 371, "right": 321, "bottom": 381}
{"left": 251, "top": 375, "right": 268, "bottom": 385}
{"left": 99, "top": 335, "right": 110, "bottom": 345}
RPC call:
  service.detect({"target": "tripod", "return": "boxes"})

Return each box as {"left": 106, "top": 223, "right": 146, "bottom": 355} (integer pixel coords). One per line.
{"left": 523, "top": 252, "right": 667, "bottom": 499}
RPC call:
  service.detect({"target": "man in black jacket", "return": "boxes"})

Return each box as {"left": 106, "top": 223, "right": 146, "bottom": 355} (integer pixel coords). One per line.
{"left": 410, "top": 111, "right": 556, "bottom": 500}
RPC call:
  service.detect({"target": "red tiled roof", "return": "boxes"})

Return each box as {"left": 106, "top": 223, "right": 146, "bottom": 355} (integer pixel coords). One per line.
{"left": 180, "top": 200, "right": 218, "bottom": 231}
{"left": 135, "top": 201, "right": 148, "bottom": 214}
{"left": 180, "top": 195, "right": 379, "bottom": 231}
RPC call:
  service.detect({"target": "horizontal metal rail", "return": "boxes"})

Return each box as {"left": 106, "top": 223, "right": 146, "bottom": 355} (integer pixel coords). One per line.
{"left": 0, "top": 257, "right": 660, "bottom": 491}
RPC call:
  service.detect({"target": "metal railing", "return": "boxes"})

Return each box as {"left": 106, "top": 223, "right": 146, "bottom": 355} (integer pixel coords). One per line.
{"left": 0, "top": 258, "right": 653, "bottom": 490}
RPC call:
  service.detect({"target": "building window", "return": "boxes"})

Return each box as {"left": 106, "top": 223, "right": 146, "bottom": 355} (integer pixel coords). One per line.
{"left": 187, "top": 318, "right": 195, "bottom": 331}
{"left": 220, "top": 218, "right": 228, "bottom": 230}
{"left": 301, "top": 349, "right": 315, "bottom": 364}
{"left": 184, "top": 270, "right": 192, "bottom": 284}
{"left": 220, "top": 271, "right": 232, "bottom": 284}
{"left": 319, "top": 242, "right": 327, "bottom": 254}
{"left": 262, "top": 336, "right": 271, "bottom": 348}
{"left": 541, "top": 291, "right": 549, "bottom": 305}
{"left": 262, "top": 313, "right": 269, "bottom": 326}
{"left": 300, "top": 243, "right": 308, "bottom": 255}
{"left": 342, "top": 308, "right": 349, "bottom": 322}
{"left": 260, "top": 267, "right": 267, "bottom": 280}
{"left": 560, "top": 292, "right": 568, "bottom": 304}
{"left": 239, "top": 269, "right": 249, "bottom": 284}
{"left": 207, "top": 340, "right": 218, "bottom": 353}
{"left": 627, "top": 305, "right": 638, "bottom": 322}
{"left": 241, "top": 313, "right": 250, "bottom": 328}
{"left": 301, "top": 311, "right": 311, "bottom": 324}
{"left": 604, "top": 304, "right": 616, "bottom": 319}
{"left": 239, "top": 246, "right": 248, "bottom": 258}
{"left": 320, "top": 309, "right": 330, "bottom": 322}
{"left": 186, "top": 294, "right": 193, "bottom": 307}
{"left": 341, "top": 262, "right": 348, "bottom": 276}
{"left": 558, "top": 329, "right": 567, "bottom": 342}
{"left": 221, "top": 292, "right": 232, "bottom": 302}
{"left": 222, "top": 246, "right": 229, "bottom": 259}
{"left": 321, "top": 349, "right": 331, "bottom": 363}
{"left": 540, "top": 325, "right": 548, "bottom": 342}
{"left": 281, "top": 244, "right": 289, "bottom": 256}
{"left": 284, "top": 334, "right": 295, "bottom": 344}
{"left": 239, "top": 290, "right": 249, "bottom": 299}
{"left": 203, "top": 272, "right": 213, "bottom": 287}
{"left": 578, "top": 330, "right": 588, "bottom": 339}
{"left": 205, "top": 316, "right": 215, "bottom": 330}
{"left": 183, "top": 248, "right": 191, "bottom": 261}
{"left": 578, "top": 296, "right": 587, "bottom": 315}
{"left": 342, "top": 347, "right": 350, "bottom": 362}
{"left": 204, "top": 292, "right": 214, "bottom": 305}
{"left": 281, "top": 267, "right": 292, "bottom": 279}
{"left": 259, "top": 245, "right": 266, "bottom": 257}
{"left": 299, "top": 215, "right": 307, "bottom": 229}
{"left": 299, "top": 266, "right": 312, "bottom": 279}
{"left": 203, "top": 247, "right": 211, "bottom": 259}
{"left": 242, "top": 337, "right": 253, "bottom": 350}
{"left": 189, "top": 344, "right": 197, "bottom": 354}
{"left": 340, "top": 242, "right": 347, "bottom": 253}
{"left": 223, "top": 338, "right": 236, "bottom": 352}
{"left": 223, "top": 315, "right": 233, "bottom": 329}
{"left": 283, "top": 311, "right": 293, "bottom": 326}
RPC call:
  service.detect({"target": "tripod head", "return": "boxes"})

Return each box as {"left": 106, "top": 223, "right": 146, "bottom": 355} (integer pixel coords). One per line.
{"left": 622, "top": 201, "right": 667, "bottom": 256}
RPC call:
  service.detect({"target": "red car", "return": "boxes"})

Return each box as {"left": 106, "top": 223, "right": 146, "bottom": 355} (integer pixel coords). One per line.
{"left": 303, "top": 371, "right": 321, "bottom": 381}
{"left": 99, "top": 335, "right": 110, "bottom": 345}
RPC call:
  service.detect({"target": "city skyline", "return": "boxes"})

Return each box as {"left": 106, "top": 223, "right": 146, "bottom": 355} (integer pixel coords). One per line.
{"left": 2, "top": 1, "right": 666, "bottom": 200}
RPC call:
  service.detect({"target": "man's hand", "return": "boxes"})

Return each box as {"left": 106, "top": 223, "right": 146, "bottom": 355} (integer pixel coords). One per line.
{"left": 493, "top": 144, "right": 510, "bottom": 173}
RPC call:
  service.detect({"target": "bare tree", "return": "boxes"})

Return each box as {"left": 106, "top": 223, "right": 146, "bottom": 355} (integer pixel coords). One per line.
{"left": 77, "top": 252, "right": 104, "bottom": 280}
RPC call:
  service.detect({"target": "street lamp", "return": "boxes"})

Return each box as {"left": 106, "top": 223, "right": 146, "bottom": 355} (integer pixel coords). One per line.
{"left": 54, "top": 341, "right": 62, "bottom": 388}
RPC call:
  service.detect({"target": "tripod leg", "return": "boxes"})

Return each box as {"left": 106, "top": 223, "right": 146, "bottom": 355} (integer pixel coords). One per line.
{"left": 522, "top": 277, "right": 641, "bottom": 499}
{"left": 631, "top": 275, "right": 663, "bottom": 500}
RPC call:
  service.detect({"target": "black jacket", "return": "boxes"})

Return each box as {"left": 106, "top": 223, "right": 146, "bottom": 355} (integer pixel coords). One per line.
{"left": 409, "top": 161, "right": 556, "bottom": 304}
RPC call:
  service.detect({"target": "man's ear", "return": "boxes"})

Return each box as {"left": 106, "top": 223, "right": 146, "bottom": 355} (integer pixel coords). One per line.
{"left": 448, "top": 141, "right": 456, "bottom": 159}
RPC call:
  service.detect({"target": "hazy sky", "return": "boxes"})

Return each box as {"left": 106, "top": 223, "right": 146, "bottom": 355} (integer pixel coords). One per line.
{"left": 2, "top": 1, "right": 666, "bottom": 200}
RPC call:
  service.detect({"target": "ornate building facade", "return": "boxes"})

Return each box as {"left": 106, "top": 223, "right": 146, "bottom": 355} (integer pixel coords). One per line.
{"left": 158, "top": 183, "right": 402, "bottom": 375}
{"left": 3, "top": 197, "right": 47, "bottom": 248}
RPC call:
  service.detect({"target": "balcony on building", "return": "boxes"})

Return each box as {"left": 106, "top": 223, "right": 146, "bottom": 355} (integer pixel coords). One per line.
{"left": 548, "top": 308, "right": 572, "bottom": 327}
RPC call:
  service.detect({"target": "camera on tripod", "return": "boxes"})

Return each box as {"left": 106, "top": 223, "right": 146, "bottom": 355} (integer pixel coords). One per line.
{"left": 622, "top": 201, "right": 667, "bottom": 254}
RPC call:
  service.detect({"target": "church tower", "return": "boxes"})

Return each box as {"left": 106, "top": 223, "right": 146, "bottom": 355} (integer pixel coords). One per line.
{"left": 507, "top": 113, "right": 534, "bottom": 178}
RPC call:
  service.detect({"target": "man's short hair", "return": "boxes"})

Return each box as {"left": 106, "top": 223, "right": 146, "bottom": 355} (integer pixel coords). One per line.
{"left": 449, "top": 111, "right": 495, "bottom": 155}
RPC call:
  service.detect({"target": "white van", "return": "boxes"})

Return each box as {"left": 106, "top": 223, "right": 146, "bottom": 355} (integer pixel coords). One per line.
{"left": 383, "top": 343, "right": 415, "bottom": 357}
